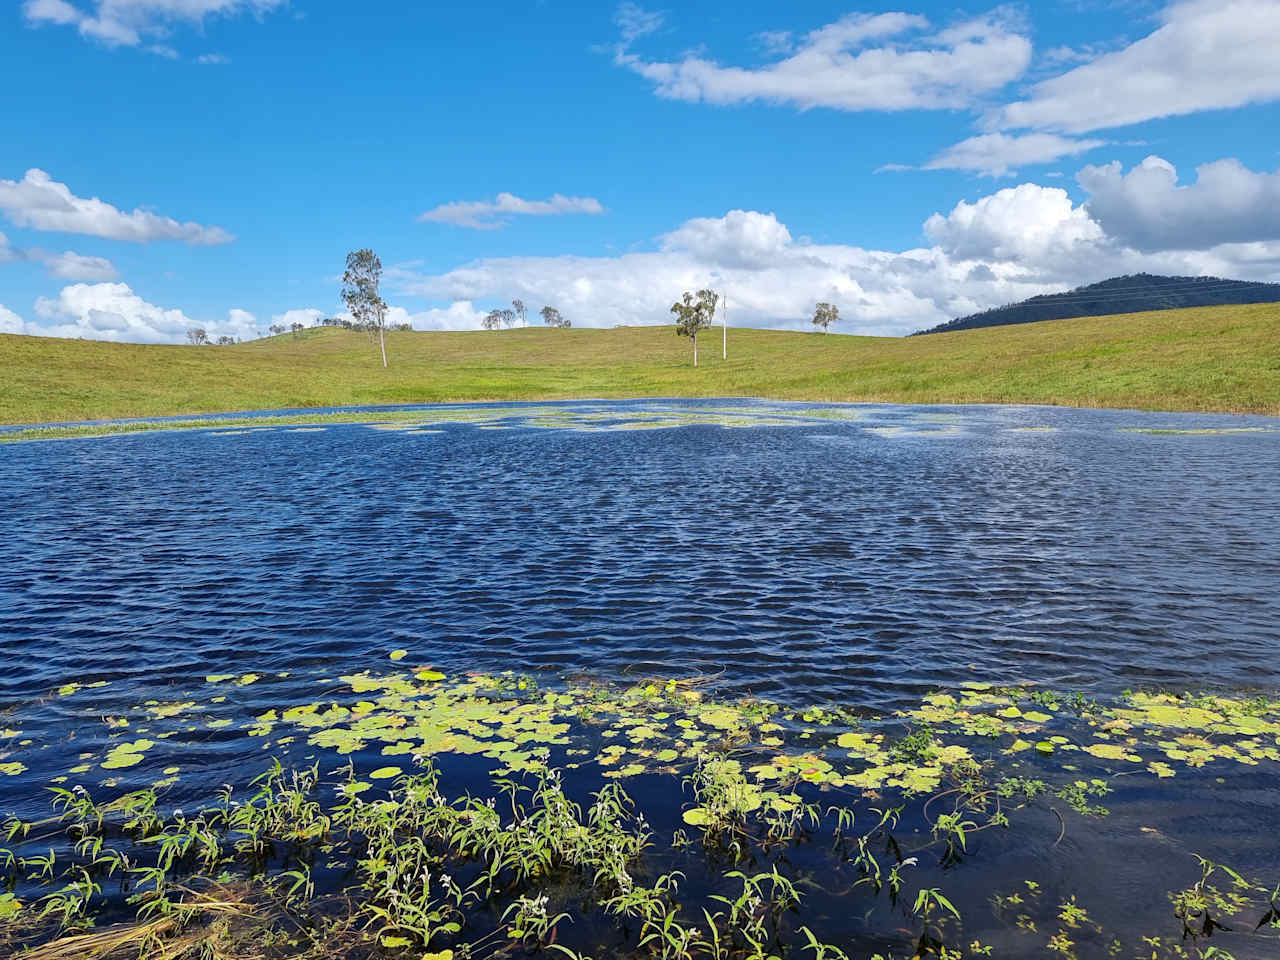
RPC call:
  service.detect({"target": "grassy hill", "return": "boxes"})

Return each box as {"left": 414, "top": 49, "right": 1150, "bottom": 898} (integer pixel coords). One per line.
{"left": 915, "top": 273, "right": 1280, "bottom": 335}
{"left": 2, "top": 301, "right": 1278, "bottom": 425}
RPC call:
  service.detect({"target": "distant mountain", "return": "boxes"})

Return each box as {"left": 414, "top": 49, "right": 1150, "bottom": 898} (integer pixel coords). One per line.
{"left": 913, "top": 273, "right": 1280, "bottom": 336}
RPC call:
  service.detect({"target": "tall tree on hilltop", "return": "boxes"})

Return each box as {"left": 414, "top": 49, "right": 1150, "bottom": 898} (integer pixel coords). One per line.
{"left": 341, "top": 249, "right": 389, "bottom": 367}
{"left": 671, "top": 288, "right": 718, "bottom": 367}
{"left": 512, "top": 298, "right": 527, "bottom": 327}
{"left": 540, "top": 305, "right": 569, "bottom": 328}
{"left": 813, "top": 301, "right": 838, "bottom": 334}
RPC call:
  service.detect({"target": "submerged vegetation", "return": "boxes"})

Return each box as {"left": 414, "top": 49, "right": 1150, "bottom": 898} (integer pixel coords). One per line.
{"left": 3, "top": 401, "right": 1275, "bottom": 445}
{"left": 2, "top": 299, "right": 1278, "bottom": 425}
{"left": 4, "top": 667, "right": 1280, "bottom": 958}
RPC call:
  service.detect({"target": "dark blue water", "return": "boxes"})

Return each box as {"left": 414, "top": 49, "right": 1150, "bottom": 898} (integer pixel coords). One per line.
{"left": 3, "top": 398, "right": 1278, "bottom": 712}
{"left": 4, "top": 398, "right": 1280, "bottom": 957}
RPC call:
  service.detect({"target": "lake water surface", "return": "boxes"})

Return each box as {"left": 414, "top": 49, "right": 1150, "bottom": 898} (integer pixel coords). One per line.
{"left": 4, "top": 398, "right": 1278, "bottom": 709}
{"left": 3, "top": 398, "right": 1280, "bottom": 957}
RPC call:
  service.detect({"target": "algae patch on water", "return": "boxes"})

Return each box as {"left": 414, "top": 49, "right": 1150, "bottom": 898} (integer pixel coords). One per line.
{"left": 28, "top": 667, "right": 1280, "bottom": 811}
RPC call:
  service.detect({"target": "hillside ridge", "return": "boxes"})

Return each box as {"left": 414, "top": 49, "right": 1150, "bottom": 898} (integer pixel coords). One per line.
{"left": 915, "top": 273, "right": 1280, "bottom": 336}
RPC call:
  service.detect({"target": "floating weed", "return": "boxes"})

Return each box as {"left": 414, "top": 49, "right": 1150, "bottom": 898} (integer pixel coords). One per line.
{"left": 5, "top": 674, "right": 1280, "bottom": 957}
{"left": 1124, "top": 427, "right": 1272, "bottom": 436}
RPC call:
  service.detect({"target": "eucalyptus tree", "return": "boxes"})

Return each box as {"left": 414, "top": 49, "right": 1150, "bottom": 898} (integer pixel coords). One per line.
{"left": 813, "top": 301, "right": 839, "bottom": 334}
{"left": 540, "top": 305, "right": 569, "bottom": 328}
{"left": 185, "top": 327, "right": 209, "bottom": 345}
{"left": 670, "top": 288, "right": 719, "bottom": 367}
{"left": 483, "top": 309, "right": 503, "bottom": 330}
{"left": 499, "top": 308, "right": 516, "bottom": 328}
{"left": 341, "top": 248, "right": 389, "bottom": 367}
{"left": 512, "top": 298, "right": 527, "bottom": 327}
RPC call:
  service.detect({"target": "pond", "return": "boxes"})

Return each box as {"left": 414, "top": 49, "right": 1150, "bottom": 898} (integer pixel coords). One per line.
{"left": 3, "top": 398, "right": 1280, "bottom": 959}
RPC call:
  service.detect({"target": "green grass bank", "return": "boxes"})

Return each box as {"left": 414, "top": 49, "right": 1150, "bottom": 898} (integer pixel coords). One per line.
{"left": 2, "top": 301, "right": 1278, "bottom": 425}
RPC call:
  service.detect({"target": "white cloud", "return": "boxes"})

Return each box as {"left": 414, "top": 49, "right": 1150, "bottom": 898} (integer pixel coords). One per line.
{"left": 418, "top": 192, "right": 606, "bottom": 230}
{"left": 196, "top": 53, "right": 229, "bottom": 64}
{"left": 270, "top": 308, "right": 326, "bottom": 328}
{"left": 0, "top": 228, "right": 118, "bottom": 280}
{"left": 33, "top": 282, "right": 198, "bottom": 342}
{"left": 23, "top": 0, "right": 285, "bottom": 50}
{"left": 925, "top": 133, "right": 1105, "bottom": 177}
{"left": 616, "top": 10, "right": 1031, "bottom": 112}
{"left": 1038, "top": 45, "right": 1098, "bottom": 69}
{"left": 990, "top": 0, "right": 1280, "bottom": 133}
{"left": 393, "top": 185, "right": 1280, "bottom": 337}
{"left": 1077, "top": 155, "right": 1280, "bottom": 251}
{"left": 0, "top": 169, "right": 233, "bottom": 245}
{"left": 0, "top": 304, "right": 25, "bottom": 335}
{"left": 659, "top": 209, "right": 793, "bottom": 267}
{"left": 390, "top": 302, "right": 493, "bottom": 331}
{"left": 394, "top": 205, "right": 1074, "bottom": 336}
{"left": 35, "top": 249, "right": 119, "bottom": 281}
{"left": 614, "top": 2, "right": 663, "bottom": 43}
{"left": 753, "top": 30, "right": 794, "bottom": 56}
{"left": 26, "top": 282, "right": 259, "bottom": 343}
{"left": 924, "top": 183, "right": 1105, "bottom": 260}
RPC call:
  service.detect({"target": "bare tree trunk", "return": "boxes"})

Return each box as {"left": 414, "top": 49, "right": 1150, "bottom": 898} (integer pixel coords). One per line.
{"left": 693, "top": 334, "right": 698, "bottom": 368}
{"left": 379, "top": 326, "right": 387, "bottom": 367}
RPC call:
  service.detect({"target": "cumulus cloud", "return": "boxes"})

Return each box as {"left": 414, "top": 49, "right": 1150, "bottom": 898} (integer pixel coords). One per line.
{"left": 270, "top": 307, "right": 326, "bottom": 328}
{"left": 659, "top": 209, "right": 794, "bottom": 268}
{"left": 925, "top": 133, "right": 1105, "bottom": 177}
{"left": 26, "top": 282, "right": 257, "bottom": 343}
{"left": 1077, "top": 155, "right": 1280, "bottom": 251}
{"left": 990, "top": 0, "right": 1280, "bottom": 133}
{"left": 0, "top": 304, "right": 25, "bottom": 335}
{"left": 924, "top": 183, "right": 1105, "bottom": 260}
{"left": 419, "top": 193, "right": 606, "bottom": 230}
{"left": 394, "top": 202, "right": 1080, "bottom": 336}
{"left": 33, "top": 282, "right": 198, "bottom": 342}
{"left": 390, "top": 302, "right": 493, "bottom": 331}
{"left": 392, "top": 180, "right": 1280, "bottom": 337}
{"left": 23, "top": 0, "right": 285, "bottom": 50}
{"left": 615, "top": 9, "right": 1031, "bottom": 112}
{"left": 0, "top": 169, "right": 233, "bottom": 245}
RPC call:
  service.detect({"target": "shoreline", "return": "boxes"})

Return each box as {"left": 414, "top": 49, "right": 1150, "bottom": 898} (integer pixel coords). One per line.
{"left": 2, "top": 398, "right": 1279, "bottom": 443}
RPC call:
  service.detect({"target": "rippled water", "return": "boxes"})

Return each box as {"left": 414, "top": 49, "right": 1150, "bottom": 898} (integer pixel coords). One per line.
{"left": 4, "top": 398, "right": 1280, "bottom": 957}
{"left": 4, "top": 398, "right": 1279, "bottom": 712}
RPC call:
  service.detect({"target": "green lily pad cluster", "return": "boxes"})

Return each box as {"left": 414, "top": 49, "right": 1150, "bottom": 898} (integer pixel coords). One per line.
{"left": 12, "top": 668, "right": 1280, "bottom": 815}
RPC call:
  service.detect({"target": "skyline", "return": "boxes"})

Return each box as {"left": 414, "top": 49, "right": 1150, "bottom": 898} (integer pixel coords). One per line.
{"left": 2, "top": 0, "right": 1279, "bottom": 343}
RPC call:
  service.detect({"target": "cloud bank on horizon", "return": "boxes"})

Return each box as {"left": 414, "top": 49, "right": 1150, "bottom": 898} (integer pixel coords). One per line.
{"left": 3, "top": 0, "right": 1280, "bottom": 344}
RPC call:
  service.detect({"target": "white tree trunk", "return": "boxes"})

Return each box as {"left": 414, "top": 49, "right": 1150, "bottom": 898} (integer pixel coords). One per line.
{"left": 693, "top": 335, "right": 698, "bottom": 367}
{"left": 379, "top": 326, "right": 387, "bottom": 367}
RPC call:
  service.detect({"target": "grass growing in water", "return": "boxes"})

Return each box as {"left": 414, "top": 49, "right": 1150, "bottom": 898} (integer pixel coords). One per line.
{"left": 3, "top": 757, "right": 1279, "bottom": 960}
{"left": 5, "top": 674, "right": 1280, "bottom": 957}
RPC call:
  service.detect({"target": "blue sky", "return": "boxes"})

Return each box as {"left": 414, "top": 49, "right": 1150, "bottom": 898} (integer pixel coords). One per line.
{"left": 2, "top": 0, "right": 1279, "bottom": 342}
